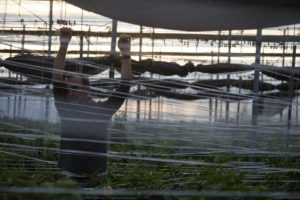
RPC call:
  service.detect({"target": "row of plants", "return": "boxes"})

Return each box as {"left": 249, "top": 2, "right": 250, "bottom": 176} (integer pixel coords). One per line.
{"left": 0, "top": 116, "right": 299, "bottom": 199}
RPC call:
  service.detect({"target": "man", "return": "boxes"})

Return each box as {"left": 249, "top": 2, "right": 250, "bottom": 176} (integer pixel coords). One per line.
{"left": 52, "top": 27, "right": 132, "bottom": 176}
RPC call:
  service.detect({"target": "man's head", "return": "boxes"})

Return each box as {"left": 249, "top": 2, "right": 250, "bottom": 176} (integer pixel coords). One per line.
{"left": 65, "top": 75, "right": 90, "bottom": 104}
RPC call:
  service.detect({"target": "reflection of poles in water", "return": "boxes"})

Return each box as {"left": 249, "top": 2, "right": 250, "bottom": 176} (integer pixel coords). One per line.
{"left": 124, "top": 98, "right": 128, "bottom": 118}
{"left": 236, "top": 77, "right": 242, "bottom": 125}
{"left": 149, "top": 101, "right": 152, "bottom": 120}
{"left": 136, "top": 84, "right": 141, "bottom": 122}
{"left": 296, "top": 93, "right": 299, "bottom": 123}
{"left": 160, "top": 97, "right": 163, "bottom": 121}
{"left": 214, "top": 98, "right": 218, "bottom": 122}
{"left": 144, "top": 99, "right": 147, "bottom": 121}
{"left": 250, "top": 28, "right": 262, "bottom": 153}
{"left": 23, "top": 96, "right": 27, "bottom": 118}
{"left": 157, "top": 96, "right": 160, "bottom": 121}
{"left": 13, "top": 95, "right": 17, "bottom": 119}
{"left": 44, "top": 96, "right": 50, "bottom": 131}
{"left": 286, "top": 45, "right": 296, "bottom": 151}
{"left": 18, "top": 95, "right": 22, "bottom": 116}
{"left": 7, "top": 96, "right": 10, "bottom": 116}
{"left": 209, "top": 98, "right": 212, "bottom": 122}
{"left": 219, "top": 98, "right": 223, "bottom": 120}
{"left": 225, "top": 91, "right": 230, "bottom": 122}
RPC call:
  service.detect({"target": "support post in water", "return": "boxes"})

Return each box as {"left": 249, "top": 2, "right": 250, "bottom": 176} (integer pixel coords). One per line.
{"left": 137, "top": 26, "right": 143, "bottom": 122}
{"left": 149, "top": 28, "right": 155, "bottom": 120}
{"left": 251, "top": 28, "right": 262, "bottom": 150}
{"left": 286, "top": 45, "right": 297, "bottom": 151}
{"left": 225, "top": 30, "right": 232, "bottom": 122}
{"left": 215, "top": 30, "right": 220, "bottom": 121}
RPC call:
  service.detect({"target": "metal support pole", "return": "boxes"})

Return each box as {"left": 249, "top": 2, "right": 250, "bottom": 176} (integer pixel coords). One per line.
{"left": 227, "top": 30, "right": 232, "bottom": 64}
{"left": 21, "top": 24, "right": 25, "bottom": 55}
{"left": 9, "top": 45, "right": 12, "bottom": 78}
{"left": 48, "top": 0, "right": 53, "bottom": 57}
{"left": 225, "top": 30, "right": 232, "bottom": 122}
{"left": 286, "top": 46, "right": 297, "bottom": 151}
{"left": 139, "top": 26, "right": 143, "bottom": 61}
{"left": 2, "top": 0, "right": 8, "bottom": 29}
{"left": 217, "top": 30, "right": 221, "bottom": 80}
{"left": 87, "top": 26, "right": 91, "bottom": 58}
{"left": 288, "top": 46, "right": 296, "bottom": 99}
{"left": 79, "top": 33, "right": 83, "bottom": 72}
{"left": 80, "top": 35, "right": 84, "bottom": 59}
{"left": 136, "top": 26, "right": 143, "bottom": 122}
{"left": 215, "top": 31, "right": 220, "bottom": 122}
{"left": 149, "top": 28, "right": 155, "bottom": 120}
{"left": 20, "top": 25, "right": 25, "bottom": 82}
{"left": 280, "top": 30, "right": 286, "bottom": 120}
{"left": 110, "top": 20, "right": 118, "bottom": 78}
{"left": 253, "top": 29, "right": 262, "bottom": 94}
{"left": 79, "top": 8, "right": 84, "bottom": 73}
{"left": 217, "top": 30, "right": 221, "bottom": 64}
{"left": 282, "top": 29, "right": 286, "bottom": 69}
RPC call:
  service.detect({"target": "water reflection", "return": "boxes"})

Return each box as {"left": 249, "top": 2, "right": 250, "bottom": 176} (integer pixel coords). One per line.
{"left": 1, "top": 91, "right": 299, "bottom": 126}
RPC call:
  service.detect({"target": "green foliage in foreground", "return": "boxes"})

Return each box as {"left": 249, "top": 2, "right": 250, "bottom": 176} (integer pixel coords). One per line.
{"left": 0, "top": 117, "right": 300, "bottom": 200}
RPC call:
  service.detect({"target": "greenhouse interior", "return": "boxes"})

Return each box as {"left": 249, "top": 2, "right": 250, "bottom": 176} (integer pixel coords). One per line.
{"left": 0, "top": 0, "right": 300, "bottom": 199}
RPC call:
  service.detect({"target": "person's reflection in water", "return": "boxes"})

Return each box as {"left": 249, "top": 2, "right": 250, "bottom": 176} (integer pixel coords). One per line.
{"left": 52, "top": 28, "right": 132, "bottom": 177}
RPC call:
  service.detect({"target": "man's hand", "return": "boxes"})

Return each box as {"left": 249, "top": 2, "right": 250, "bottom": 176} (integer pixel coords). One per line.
{"left": 59, "top": 27, "right": 72, "bottom": 46}
{"left": 118, "top": 34, "right": 132, "bottom": 80}
{"left": 118, "top": 34, "right": 131, "bottom": 57}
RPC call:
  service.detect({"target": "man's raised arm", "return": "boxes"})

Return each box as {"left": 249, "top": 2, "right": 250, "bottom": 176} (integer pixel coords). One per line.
{"left": 118, "top": 34, "right": 132, "bottom": 80}
{"left": 100, "top": 34, "right": 132, "bottom": 115}
{"left": 53, "top": 27, "right": 72, "bottom": 82}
